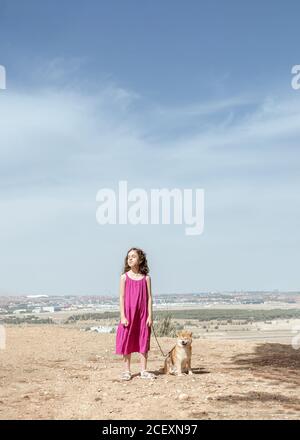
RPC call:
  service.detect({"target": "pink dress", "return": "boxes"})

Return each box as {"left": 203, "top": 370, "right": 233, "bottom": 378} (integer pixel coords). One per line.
{"left": 115, "top": 272, "right": 151, "bottom": 355}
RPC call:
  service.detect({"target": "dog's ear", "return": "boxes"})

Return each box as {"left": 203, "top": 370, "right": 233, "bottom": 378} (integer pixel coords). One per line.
{"left": 189, "top": 331, "right": 193, "bottom": 337}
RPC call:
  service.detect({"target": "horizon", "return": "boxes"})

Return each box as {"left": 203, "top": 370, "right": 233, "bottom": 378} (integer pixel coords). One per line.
{"left": 1, "top": 289, "right": 300, "bottom": 299}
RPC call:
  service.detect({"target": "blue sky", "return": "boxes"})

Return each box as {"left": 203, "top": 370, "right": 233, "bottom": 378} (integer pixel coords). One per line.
{"left": 0, "top": 1, "right": 300, "bottom": 295}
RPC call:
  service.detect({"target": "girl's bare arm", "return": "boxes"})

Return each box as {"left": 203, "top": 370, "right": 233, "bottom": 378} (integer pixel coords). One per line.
{"left": 146, "top": 275, "right": 153, "bottom": 320}
{"left": 119, "top": 274, "right": 126, "bottom": 321}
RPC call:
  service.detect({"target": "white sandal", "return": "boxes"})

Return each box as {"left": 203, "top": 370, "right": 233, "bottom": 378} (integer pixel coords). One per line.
{"left": 140, "top": 370, "right": 156, "bottom": 379}
{"left": 120, "top": 370, "right": 132, "bottom": 381}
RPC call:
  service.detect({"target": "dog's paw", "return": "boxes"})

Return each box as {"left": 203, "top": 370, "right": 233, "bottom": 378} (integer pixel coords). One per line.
{"left": 188, "top": 370, "right": 193, "bottom": 375}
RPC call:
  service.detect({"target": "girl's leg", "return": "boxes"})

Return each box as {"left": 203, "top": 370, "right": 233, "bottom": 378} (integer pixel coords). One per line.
{"left": 139, "top": 352, "right": 156, "bottom": 378}
{"left": 123, "top": 354, "right": 131, "bottom": 371}
{"left": 139, "top": 352, "right": 148, "bottom": 372}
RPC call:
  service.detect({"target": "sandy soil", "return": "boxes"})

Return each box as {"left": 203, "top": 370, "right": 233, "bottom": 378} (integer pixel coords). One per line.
{"left": 0, "top": 325, "right": 300, "bottom": 420}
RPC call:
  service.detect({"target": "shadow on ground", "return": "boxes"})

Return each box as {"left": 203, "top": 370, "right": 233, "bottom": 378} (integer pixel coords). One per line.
{"left": 153, "top": 367, "right": 210, "bottom": 376}
{"left": 214, "top": 391, "right": 300, "bottom": 412}
{"left": 231, "top": 343, "right": 300, "bottom": 385}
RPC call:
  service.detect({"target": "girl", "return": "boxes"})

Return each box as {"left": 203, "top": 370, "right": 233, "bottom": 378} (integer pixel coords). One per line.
{"left": 115, "top": 247, "right": 156, "bottom": 380}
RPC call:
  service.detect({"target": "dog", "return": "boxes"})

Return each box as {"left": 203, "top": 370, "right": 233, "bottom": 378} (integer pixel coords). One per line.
{"left": 161, "top": 330, "right": 193, "bottom": 376}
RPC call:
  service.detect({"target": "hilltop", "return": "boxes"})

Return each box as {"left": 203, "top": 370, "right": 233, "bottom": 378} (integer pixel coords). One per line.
{"left": 0, "top": 325, "right": 300, "bottom": 419}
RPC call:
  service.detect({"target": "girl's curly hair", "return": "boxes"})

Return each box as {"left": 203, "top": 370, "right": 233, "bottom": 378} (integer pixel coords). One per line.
{"left": 122, "top": 247, "right": 149, "bottom": 275}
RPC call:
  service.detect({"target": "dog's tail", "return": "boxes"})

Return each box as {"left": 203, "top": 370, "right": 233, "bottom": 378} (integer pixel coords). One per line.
{"left": 159, "top": 356, "right": 170, "bottom": 374}
{"left": 158, "top": 365, "right": 168, "bottom": 374}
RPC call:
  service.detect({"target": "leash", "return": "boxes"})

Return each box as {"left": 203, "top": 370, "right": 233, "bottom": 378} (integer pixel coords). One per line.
{"left": 151, "top": 323, "right": 176, "bottom": 358}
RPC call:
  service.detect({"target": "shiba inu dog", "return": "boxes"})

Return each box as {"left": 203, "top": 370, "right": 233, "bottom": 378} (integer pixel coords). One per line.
{"left": 162, "top": 330, "right": 193, "bottom": 376}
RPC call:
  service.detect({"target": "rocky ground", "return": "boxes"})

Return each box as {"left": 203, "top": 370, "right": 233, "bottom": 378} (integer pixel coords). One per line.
{"left": 0, "top": 325, "right": 300, "bottom": 419}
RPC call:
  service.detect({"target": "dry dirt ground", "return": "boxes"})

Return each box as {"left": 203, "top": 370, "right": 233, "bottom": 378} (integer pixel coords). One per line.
{"left": 1, "top": 325, "right": 300, "bottom": 420}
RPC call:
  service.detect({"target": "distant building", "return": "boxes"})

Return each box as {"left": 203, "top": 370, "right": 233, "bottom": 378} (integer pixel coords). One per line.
{"left": 41, "top": 306, "right": 55, "bottom": 313}
{"left": 13, "top": 309, "right": 28, "bottom": 314}
{"left": 89, "top": 326, "right": 114, "bottom": 333}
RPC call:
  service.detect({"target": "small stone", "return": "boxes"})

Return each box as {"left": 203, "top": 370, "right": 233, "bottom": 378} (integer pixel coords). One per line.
{"left": 178, "top": 393, "right": 189, "bottom": 401}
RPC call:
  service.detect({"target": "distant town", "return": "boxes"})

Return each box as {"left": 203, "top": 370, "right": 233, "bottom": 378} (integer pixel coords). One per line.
{"left": 1, "top": 291, "right": 300, "bottom": 340}
{"left": 1, "top": 291, "right": 299, "bottom": 316}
